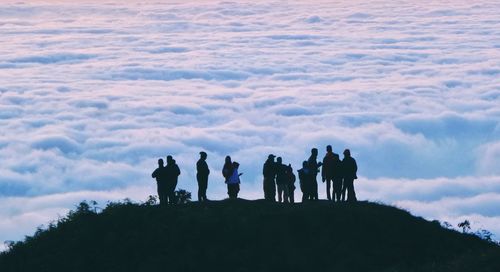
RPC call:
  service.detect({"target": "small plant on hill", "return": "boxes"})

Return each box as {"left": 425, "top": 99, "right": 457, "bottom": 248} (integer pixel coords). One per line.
{"left": 143, "top": 195, "right": 158, "bottom": 206}
{"left": 175, "top": 189, "right": 191, "bottom": 204}
{"left": 475, "top": 229, "right": 494, "bottom": 242}
{"left": 458, "top": 220, "right": 471, "bottom": 233}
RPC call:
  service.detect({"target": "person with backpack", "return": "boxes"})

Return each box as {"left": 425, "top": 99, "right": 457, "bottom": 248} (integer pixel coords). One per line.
{"left": 227, "top": 161, "right": 242, "bottom": 199}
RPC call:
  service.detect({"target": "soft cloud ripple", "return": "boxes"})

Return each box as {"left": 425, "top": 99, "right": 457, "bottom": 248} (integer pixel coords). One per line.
{"left": 0, "top": 0, "right": 499, "bottom": 247}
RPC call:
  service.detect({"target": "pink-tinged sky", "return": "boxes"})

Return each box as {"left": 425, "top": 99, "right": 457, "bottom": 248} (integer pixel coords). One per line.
{"left": 0, "top": 0, "right": 499, "bottom": 250}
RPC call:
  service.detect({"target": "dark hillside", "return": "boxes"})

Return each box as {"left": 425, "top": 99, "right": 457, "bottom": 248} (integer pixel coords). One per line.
{"left": 1, "top": 200, "right": 499, "bottom": 272}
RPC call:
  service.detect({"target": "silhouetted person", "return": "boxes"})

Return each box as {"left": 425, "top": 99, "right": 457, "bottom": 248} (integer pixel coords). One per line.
{"left": 152, "top": 158, "right": 168, "bottom": 205}
{"left": 342, "top": 149, "right": 358, "bottom": 202}
{"left": 322, "top": 145, "right": 338, "bottom": 201}
{"left": 165, "top": 155, "right": 181, "bottom": 204}
{"left": 263, "top": 154, "right": 277, "bottom": 202}
{"left": 331, "top": 153, "right": 343, "bottom": 202}
{"left": 276, "top": 157, "right": 289, "bottom": 203}
{"left": 196, "top": 151, "right": 210, "bottom": 202}
{"left": 307, "top": 148, "right": 322, "bottom": 200}
{"left": 298, "top": 161, "right": 311, "bottom": 201}
{"left": 222, "top": 156, "right": 233, "bottom": 184}
{"left": 227, "top": 161, "right": 241, "bottom": 199}
{"left": 286, "top": 164, "right": 296, "bottom": 203}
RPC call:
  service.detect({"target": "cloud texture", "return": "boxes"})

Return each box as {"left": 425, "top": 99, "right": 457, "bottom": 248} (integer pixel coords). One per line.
{"left": 0, "top": 0, "right": 499, "bottom": 249}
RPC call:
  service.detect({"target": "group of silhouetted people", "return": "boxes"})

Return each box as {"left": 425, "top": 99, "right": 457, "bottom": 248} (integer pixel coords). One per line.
{"left": 264, "top": 146, "right": 358, "bottom": 203}
{"left": 151, "top": 156, "right": 181, "bottom": 204}
{"left": 152, "top": 146, "right": 357, "bottom": 205}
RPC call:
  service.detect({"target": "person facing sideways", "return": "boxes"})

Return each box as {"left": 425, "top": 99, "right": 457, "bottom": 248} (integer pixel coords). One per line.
{"left": 227, "top": 162, "right": 242, "bottom": 199}
{"left": 341, "top": 149, "right": 358, "bottom": 202}
{"left": 262, "top": 154, "right": 277, "bottom": 202}
{"left": 275, "top": 157, "right": 290, "bottom": 203}
{"left": 322, "top": 145, "right": 339, "bottom": 201}
{"left": 286, "top": 164, "right": 296, "bottom": 203}
{"left": 222, "top": 156, "right": 233, "bottom": 184}
{"left": 151, "top": 158, "right": 168, "bottom": 205}
{"left": 298, "top": 161, "right": 311, "bottom": 202}
{"left": 307, "top": 148, "right": 322, "bottom": 200}
{"left": 165, "top": 155, "right": 181, "bottom": 204}
{"left": 196, "top": 151, "right": 210, "bottom": 202}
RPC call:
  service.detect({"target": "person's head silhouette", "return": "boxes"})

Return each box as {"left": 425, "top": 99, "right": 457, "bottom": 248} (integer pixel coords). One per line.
{"left": 200, "top": 151, "right": 207, "bottom": 160}
{"left": 326, "top": 145, "right": 332, "bottom": 153}
{"left": 343, "top": 149, "right": 351, "bottom": 157}
{"left": 158, "top": 158, "right": 164, "bottom": 167}
{"left": 302, "top": 161, "right": 308, "bottom": 168}
{"left": 166, "top": 155, "right": 173, "bottom": 164}
{"left": 268, "top": 154, "right": 275, "bottom": 161}
{"left": 311, "top": 148, "right": 318, "bottom": 156}
{"left": 225, "top": 156, "right": 232, "bottom": 165}
{"left": 277, "top": 157, "right": 282, "bottom": 164}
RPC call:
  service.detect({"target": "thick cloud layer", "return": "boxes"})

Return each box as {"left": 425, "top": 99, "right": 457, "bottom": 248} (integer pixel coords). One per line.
{"left": 0, "top": 0, "right": 499, "bottom": 249}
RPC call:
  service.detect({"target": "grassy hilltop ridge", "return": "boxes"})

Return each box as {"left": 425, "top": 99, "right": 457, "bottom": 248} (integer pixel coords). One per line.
{"left": 1, "top": 200, "right": 499, "bottom": 272}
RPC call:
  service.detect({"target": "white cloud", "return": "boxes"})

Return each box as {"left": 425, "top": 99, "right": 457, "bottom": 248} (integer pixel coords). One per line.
{"left": 0, "top": 0, "right": 499, "bottom": 249}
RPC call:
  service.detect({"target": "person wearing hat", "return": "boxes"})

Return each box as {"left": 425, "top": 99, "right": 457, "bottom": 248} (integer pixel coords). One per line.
{"left": 262, "top": 154, "right": 277, "bottom": 202}
{"left": 196, "top": 151, "right": 210, "bottom": 202}
{"left": 341, "top": 149, "right": 358, "bottom": 202}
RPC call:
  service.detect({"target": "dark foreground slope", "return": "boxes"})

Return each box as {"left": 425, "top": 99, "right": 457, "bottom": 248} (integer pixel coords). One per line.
{"left": 1, "top": 200, "right": 499, "bottom": 272}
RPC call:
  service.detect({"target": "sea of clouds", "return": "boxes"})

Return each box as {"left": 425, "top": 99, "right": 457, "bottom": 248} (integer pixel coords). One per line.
{"left": 0, "top": 0, "right": 499, "bottom": 250}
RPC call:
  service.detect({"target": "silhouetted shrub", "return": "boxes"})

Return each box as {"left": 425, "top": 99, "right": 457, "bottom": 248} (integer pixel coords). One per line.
{"left": 143, "top": 195, "right": 158, "bottom": 206}
{"left": 476, "top": 229, "right": 494, "bottom": 242}
{"left": 175, "top": 189, "right": 191, "bottom": 204}
{"left": 458, "top": 220, "right": 471, "bottom": 233}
